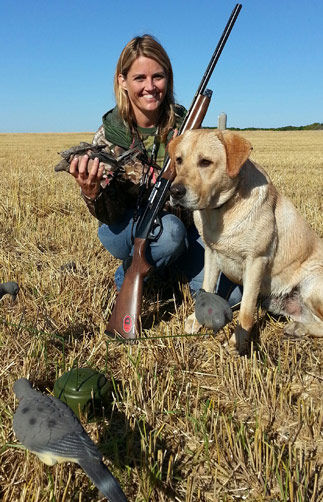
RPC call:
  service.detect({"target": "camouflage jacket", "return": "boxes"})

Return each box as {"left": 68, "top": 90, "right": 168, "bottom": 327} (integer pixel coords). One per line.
{"left": 81, "top": 105, "right": 193, "bottom": 227}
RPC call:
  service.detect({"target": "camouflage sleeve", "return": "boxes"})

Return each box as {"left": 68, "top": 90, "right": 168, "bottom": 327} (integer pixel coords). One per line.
{"left": 80, "top": 182, "right": 128, "bottom": 226}
{"left": 80, "top": 126, "right": 129, "bottom": 225}
{"left": 92, "top": 125, "right": 110, "bottom": 147}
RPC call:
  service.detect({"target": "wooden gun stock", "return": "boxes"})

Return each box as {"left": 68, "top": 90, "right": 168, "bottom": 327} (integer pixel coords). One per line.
{"left": 105, "top": 238, "right": 151, "bottom": 339}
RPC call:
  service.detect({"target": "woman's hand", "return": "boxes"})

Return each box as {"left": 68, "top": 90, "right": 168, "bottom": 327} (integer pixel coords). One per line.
{"left": 70, "top": 155, "right": 104, "bottom": 200}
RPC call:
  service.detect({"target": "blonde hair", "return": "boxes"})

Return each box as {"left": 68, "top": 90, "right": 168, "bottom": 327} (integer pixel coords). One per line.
{"left": 114, "top": 34, "right": 175, "bottom": 142}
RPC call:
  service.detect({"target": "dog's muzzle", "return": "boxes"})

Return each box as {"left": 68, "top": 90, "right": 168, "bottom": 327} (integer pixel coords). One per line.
{"left": 169, "top": 183, "right": 186, "bottom": 203}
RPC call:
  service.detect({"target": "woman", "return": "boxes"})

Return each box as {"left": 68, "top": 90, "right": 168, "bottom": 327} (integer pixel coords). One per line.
{"left": 70, "top": 34, "right": 241, "bottom": 305}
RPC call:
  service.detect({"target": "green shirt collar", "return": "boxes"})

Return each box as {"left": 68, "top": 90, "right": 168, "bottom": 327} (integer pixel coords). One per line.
{"left": 102, "top": 104, "right": 187, "bottom": 149}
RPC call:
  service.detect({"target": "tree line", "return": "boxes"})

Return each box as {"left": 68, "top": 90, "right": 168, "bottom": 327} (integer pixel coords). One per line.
{"left": 227, "top": 122, "right": 323, "bottom": 131}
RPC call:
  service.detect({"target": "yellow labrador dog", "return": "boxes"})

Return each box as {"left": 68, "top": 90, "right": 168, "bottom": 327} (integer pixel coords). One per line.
{"left": 168, "top": 129, "right": 323, "bottom": 354}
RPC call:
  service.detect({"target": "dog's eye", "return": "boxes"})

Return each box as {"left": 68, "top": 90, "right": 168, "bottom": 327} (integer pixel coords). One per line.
{"left": 176, "top": 156, "right": 182, "bottom": 165}
{"left": 198, "top": 158, "right": 212, "bottom": 167}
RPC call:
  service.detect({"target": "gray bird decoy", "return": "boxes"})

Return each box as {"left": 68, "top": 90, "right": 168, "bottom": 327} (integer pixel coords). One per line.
{"left": 0, "top": 281, "right": 19, "bottom": 301}
{"left": 195, "top": 289, "right": 233, "bottom": 331}
{"left": 13, "top": 378, "right": 127, "bottom": 502}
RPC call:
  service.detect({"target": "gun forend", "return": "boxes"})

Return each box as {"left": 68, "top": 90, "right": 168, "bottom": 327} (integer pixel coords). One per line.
{"left": 181, "top": 90, "right": 213, "bottom": 133}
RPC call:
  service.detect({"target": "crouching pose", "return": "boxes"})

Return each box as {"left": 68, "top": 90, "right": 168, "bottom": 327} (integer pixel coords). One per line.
{"left": 68, "top": 35, "right": 241, "bottom": 308}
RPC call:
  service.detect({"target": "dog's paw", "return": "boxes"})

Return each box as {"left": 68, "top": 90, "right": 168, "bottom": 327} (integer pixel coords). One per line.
{"left": 283, "top": 321, "right": 306, "bottom": 340}
{"left": 184, "top": 313, "right": 202, "bottom": 334}
{"left": 228, "top": 324, "right": 251, "bottom": 356}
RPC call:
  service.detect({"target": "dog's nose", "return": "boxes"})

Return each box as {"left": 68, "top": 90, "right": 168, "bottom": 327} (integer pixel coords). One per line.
{"left": 170, "top": 183, "right": 186, "bottom": 199}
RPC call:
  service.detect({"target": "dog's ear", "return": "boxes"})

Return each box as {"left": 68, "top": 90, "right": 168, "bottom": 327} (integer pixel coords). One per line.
{"left": 167, "top": 135, "right": 182, "bottom": 175}
{"left": 219, "top": 131, "right": 252, "bottom": 178}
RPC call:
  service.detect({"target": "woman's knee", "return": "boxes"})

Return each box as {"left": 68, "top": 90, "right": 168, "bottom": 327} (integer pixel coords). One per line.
{"left": 149, "top": 214, "right": 187, "bottom": 266}
{"left": 98, "top": 224, "right": 130, "bottom": 260}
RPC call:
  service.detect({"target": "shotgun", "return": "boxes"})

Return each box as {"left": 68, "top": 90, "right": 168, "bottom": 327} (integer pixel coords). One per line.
{"left": 106, "top": 3, "right": 242, "bottom": 340}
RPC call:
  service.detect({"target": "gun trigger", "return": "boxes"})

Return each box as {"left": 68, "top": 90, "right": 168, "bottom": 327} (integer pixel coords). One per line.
{"left": 148, "top": 216, "right": 163, "bottom": 241}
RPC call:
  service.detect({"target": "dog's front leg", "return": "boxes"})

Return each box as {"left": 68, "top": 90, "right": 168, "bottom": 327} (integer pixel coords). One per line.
{"left": 184, "top": 247, "right": 220, "bottom": 334}
{"left": 202, "top": 246, "right": 221, "bottom": 292}
{"left": 230, "top": 256, "right": 267, "bottom": 355}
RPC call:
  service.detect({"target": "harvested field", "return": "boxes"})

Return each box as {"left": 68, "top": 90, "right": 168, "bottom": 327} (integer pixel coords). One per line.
{"left": 0, "top": 131, "right": 322, "bottom": 501}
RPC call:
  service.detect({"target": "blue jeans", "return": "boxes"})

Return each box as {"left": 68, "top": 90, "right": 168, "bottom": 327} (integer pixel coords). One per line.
{"left": 98, "top": 210, "right": 242, "bottom": 306}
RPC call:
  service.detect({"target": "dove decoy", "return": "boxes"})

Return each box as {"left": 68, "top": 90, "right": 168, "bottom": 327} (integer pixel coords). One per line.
{"left": 0, "top": 281, "right": 19, "bottom": 301}
{"left": 195, "top": 289, "right": 233, "bottom": 332}
{"left": 13, "top": 378, "right": 127, "bottom": 502}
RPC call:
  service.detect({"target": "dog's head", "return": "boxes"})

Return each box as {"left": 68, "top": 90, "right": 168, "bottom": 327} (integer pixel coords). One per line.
{"left": 168, "top": 129, "right": 252, "bottom": 210}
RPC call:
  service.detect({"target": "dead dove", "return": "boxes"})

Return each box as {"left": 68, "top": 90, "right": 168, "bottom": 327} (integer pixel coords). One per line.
{"left": 0, "top": 281, "right": 19, "bottom": 301}
{"left": 54, "top": 141, "right": 145, "bottom": 179}
{"left": 195, "top": 289, "right": 233, "bottom": 332}
{"left": 13, "top": 378, "right": 127, "bottom": 502}
{"left": 54, "top": 142, "right": 118, "bottom": 173}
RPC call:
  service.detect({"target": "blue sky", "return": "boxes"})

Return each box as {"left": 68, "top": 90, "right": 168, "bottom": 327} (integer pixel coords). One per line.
{"left": 1, "top": 0, "right": 322, "bottom": 132}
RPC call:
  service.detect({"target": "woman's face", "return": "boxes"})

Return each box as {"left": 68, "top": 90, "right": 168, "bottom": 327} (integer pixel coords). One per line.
{"left": 118, "top": 56, "right": 168, "bottom": 127}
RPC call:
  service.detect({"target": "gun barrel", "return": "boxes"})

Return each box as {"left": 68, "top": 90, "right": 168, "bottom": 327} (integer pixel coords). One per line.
{"left": 196, "top": 3, "right": 242, "bottom": 97}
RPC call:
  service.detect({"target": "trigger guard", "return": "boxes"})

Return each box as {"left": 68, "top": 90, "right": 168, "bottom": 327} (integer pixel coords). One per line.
{"left": 148, "top": 216, "right": 163, "bottom": 241}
